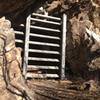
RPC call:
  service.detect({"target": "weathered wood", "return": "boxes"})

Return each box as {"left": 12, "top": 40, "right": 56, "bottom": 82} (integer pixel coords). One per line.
{"left": 30, "top": 80, "right": 100, "bottom": 100}
{"left": 26, "top": 73, "right": 59, "bottom": 78}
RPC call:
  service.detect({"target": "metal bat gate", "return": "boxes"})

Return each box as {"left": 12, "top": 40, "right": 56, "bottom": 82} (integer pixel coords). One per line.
{"left": 15, "top": 13, "right": 67, "bottom": 79}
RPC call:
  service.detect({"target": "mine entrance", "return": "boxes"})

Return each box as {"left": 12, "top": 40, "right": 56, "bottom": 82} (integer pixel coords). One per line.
{"left": 15, "top": 13, "right": 67, "bottom": 79}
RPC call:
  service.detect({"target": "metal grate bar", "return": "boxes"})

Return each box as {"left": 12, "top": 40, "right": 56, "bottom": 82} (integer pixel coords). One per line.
{"left": 15, "top": 39, "right": 23, "bottom": 43}
{"left": 28, "top": 57, "right": 59, "bottom": 62}
{"left": 30, "top": 33, "right": 60, "bottom": 40}
{"left": 32, "top": 13, "right": 61, "bottom": 21}
{"left": 14, "top": 31, "right": 24, "bottom": 35}
{"left": 31, "top": 18, "right": 61, "bottom": 25}
{"left": 23, "top": 15, "right": 31, "bottom": 76}
{"left": 28, "top": 65, "right": 59, "bottom": 70}
{"left": 21, "top": 13, "right": 64, "bottom": 79}
{"left": 60, "top": 14, "right": 67, "bottom": 80}
{"left": 29, "top": 49, "right": 60, "bottom": 54}
{"left": 29, "top": 41, "right": 60, "bottom": 47}
{"left": 30, "top": 25, "right": 60, "bottom": 32}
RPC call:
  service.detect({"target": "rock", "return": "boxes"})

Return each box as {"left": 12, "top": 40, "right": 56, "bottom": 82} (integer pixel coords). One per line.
{"left": 47, "top": 0, "right": 64, "bottom": 14}
{"left": 0, "top": 17, "right": 15, "bottom": 52}
{"left": 63, "top": 1, "right": 100, "bottom": 78}
{"left": 0, "top": 17, "right": 35, "bottom": 100}
{"left": 66, "top": 12, "right": 89, "bottom": 75}
{"left": 82, "top": 80, "right": 98, "bottom": 92}
{"left": 0, "top": 17, "right": 17, "bottom": 100}
{"left": 45, "top": 0, "right": 100, "bottom": 81}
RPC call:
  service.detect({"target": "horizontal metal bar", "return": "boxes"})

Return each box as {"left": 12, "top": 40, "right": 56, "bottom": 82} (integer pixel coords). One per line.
{"left": 28, "top": 57, "right": 59, "bottom": 62}
{"left": 27, "top": 65, "right": 59, "bottom": 70}
{"left": 30, "top": 25, "right": 60, "bottom": 33}
{"left": 29, "top": 41, "right": 60, "bottom": 47}
{"left": 15, "top": 39, "right": 23, "bottom": 43}
{"left": 26, "top": 73, "right": 59, "bottom": 78}
{"left": 20, "top": 24, "right": 25, "bottom": 27}
{"left": 32, "top": 13, "right": 61, "bottom": 21}
{"left": 14, "top": 31, "right": 24, "bottom": 35}
{"left": 29, "top": 49, "right": 60, "bottom": 54}
{"left": 30, "top": 33, "right": 60, "bottom": 40}
{"left": 31, "top": 18, "right": 61, "bottom": 25}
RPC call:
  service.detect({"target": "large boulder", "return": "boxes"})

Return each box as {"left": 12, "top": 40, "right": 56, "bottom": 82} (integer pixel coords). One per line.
{"left": 0, "top": 17, "right": 19, "bottom": 100}
{"left": 0, "top": 17, "right": 34, "bottom": 100}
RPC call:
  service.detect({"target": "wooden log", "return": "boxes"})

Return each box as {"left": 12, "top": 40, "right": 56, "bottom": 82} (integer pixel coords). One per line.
{"left": 26, "top": 73, "right": 59, "bottom": 78}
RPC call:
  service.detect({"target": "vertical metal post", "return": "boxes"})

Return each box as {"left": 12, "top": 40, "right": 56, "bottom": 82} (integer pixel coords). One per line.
{"left": 61, "top": 13, "right": 67, "bottom": 80}
{"left": 23, "top": 14, "right": 31, "bottom": 78}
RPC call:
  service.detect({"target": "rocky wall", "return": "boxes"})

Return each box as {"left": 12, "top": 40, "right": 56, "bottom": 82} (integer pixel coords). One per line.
{"left": 0, "top": 17, "right": 34, "bottom": 100}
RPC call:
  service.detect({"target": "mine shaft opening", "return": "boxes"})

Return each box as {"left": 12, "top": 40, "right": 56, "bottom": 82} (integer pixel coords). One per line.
{"left": 13, "top": 9, "right": 70, "bottom": 79}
